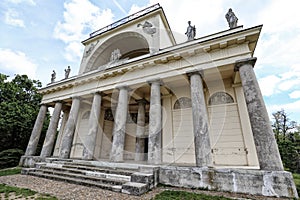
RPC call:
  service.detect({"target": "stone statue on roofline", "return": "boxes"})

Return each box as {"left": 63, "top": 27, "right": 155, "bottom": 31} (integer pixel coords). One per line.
{"left": 51, "top": 70, "right": 56, "bottom": 83}
{"left": 185, "top": 21, "right": 196, "bottom": 41}
{"left": 225, "top": 8, "right": 238, "bottom": 29}
{"left": 64, "top": 66, "right": 71, "bottom": 79}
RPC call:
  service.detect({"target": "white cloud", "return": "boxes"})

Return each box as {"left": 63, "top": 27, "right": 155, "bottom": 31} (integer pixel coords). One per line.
{"left": 4, "top": 9, "right": 25, "bottom": 28}
{"left": 289, "top": 91, "right": 300, "bottom": 99}
{"left": 54, "top": 0, "right": 114, "bottom": 62}
{"left": 0, "top": 48, "right": 36, "bottom": 78}
{"left": 258, "top": 75, "right": 281, "bottom": 96}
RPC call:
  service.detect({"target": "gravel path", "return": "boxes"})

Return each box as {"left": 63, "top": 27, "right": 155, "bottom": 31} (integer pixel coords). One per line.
{"left": 0, "top": 174, "right": 287, "bottom": 200}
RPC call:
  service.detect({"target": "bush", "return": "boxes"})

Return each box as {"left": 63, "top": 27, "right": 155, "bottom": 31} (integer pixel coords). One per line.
{"left": 0, "top": 149, "right": 24, "bottom": 169}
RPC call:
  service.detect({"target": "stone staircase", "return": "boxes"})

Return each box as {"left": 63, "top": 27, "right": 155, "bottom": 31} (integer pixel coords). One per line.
{"left": 21, "top": 158, "right": 159, "bottom": 196}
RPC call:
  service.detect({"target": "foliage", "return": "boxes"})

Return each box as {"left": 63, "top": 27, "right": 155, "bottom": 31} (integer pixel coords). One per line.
{"left": 292, "top": 173, "right": 300, "bottom": 194}
{"left": 0, "top": 184, "right": 57, "bottom": 199}
{"left": 0, "top": 149, "right": 24, "bottom": 169}
{"left": 0, "top": 167, "right": 21, "bottom": 176}
{"left": 0, "top": 74, "right": 49, "bottom": 156}
{"left": 272, "top": 110, "right": 300, "bottom": 173}
{"left": 153, "top": 190, "right": 233, "bottom": 200}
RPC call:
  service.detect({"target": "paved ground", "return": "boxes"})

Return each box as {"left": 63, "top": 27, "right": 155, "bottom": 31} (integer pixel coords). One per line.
{"left": 0, "top": 174, "right": 288, "bottom": 200}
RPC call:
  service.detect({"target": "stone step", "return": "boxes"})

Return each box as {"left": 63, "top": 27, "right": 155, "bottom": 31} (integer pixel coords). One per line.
{"left": 33, "top": 168, "right": 128, "bottom": 185}
{"left": 28, "top": 170, "right": 122, "bottom": 192}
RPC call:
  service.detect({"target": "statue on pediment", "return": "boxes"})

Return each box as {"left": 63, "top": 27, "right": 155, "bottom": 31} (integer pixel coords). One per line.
{"left": 225, "top": 8, "right": 238, "bottom": 29}
{"left": 51, "top": 70, "right": 56, "bottom": 83}
{"left": 185, "top": 21, "right": 196, "bottom": 41}
{"left": 64, "top": 66, "right": 71, "bottom": 79}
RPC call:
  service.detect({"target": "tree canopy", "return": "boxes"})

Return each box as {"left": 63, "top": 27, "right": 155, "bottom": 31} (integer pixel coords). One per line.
{"left": 272, "top": 109, "right": 300, "bottom": 173}
{"left": 0, "top": 74, "right": 49, "bottom": 153}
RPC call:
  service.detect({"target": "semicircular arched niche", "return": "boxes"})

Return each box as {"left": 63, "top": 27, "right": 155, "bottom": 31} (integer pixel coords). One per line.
{"left": 85, "top": 32, "right": 150, "bottom": 73}
{"left": 173, "top": 97, "right": 192, "bottom": 110}
{"left": 208, "top": 92, "right": 234, "bottom": 105}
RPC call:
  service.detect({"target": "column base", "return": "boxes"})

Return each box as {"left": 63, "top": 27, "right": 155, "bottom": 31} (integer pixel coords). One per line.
{"left": 19, "top": 156, "right": 45, "bottom": 168}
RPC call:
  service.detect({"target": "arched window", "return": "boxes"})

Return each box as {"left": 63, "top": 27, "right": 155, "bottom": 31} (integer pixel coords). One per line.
{"left": 173, "top": 97, "right": 192, "bottom": 109}
{"left": 208, "top": 92, "right": 234, "bottom": 105}
{"left": 104, "top": 108, "right": 114, "bottom": 121}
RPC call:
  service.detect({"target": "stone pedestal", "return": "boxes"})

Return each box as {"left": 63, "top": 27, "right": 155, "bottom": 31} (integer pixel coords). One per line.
{"left": 40, "top": 101, "right": 62, "bottom": 157}
{"left": 235, "top": 57, "right": 284, "bottom": 171}
{"left": 59, "top": 97, "right": 81, "bottom": 159}
{"left": 135, "top": 99, "right": 147, "bottom": 161}
{"left": 188, "top": 70, "right": 212, "bottom": 167}
{"left": 148, "top": 80, "right": 162, "bottom": 164}
{"left": 83, "top": 92, "right": 102, "bottom": 160}
{"left": 24, "top": 104, "right": 48, "bottom": 156}
{"left": 110, "top": 86, "right": 129, "bottom": 162}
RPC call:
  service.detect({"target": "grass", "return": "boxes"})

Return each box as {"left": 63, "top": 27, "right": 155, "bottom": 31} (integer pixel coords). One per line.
{"left": 0, "top": 184, "right": 57, "bottom": 199}
{"left": 0, "top": 167, "right": 21, "bottom": 176}
{"left": 293, "top": 173, "right": 300, "bottom": 194}
{"left": 152, "top": 190, "right": 233, "bottom": 200}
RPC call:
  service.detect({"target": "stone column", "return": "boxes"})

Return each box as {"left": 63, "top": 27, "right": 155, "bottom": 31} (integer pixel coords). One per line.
{"left": 82, "top": 92, "right": 102, "bottom": 160}
{"left": 59, "top": 97, "right": 81, "bottom": 159}
{"left": 40, "top": 101, "right": 62, "bottom": 158}
{"left": 188, "top": 70, "right": 212, "bottom": 167}
{"left": 235, "top": 57, "right": 284, "bottom": 171}
{"left": 25, "top": 104, "right": 48, "bottom": 156}
{"left": 135, "top": 99, "right": 147, "bottom": 161}
{"left": 148, "top": 80, "right": 162, "bottom": 164}
{"left": 110, "top": 86, "right": 129, "bottom": 162}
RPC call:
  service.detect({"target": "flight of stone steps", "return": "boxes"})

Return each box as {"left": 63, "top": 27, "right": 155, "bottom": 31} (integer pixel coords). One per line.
{"left": 21, "top": 158, "right": 159, "bottom": 196}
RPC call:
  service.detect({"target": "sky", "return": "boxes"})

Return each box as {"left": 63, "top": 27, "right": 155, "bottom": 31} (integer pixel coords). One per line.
{"left": 0, "top": 0, "right": 300, "bottom": 123}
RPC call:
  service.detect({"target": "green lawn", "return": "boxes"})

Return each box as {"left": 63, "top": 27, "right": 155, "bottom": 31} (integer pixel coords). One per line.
{"left": 0, "top": 167, "right": 21, "bottom": 176}
{"left": 293, "top": 173, "right": 300, "bottom": 194}
{"left": 153, "top": 190, "right": 233, "bottom": 200}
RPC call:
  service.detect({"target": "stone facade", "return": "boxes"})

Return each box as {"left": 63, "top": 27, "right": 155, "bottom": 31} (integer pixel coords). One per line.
{"left": 20, "top": 4, "right": 298, "bottom": 198}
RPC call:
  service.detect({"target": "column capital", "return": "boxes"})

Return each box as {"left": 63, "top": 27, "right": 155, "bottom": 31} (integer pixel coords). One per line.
{"left": 147, "top": 78, "right": 164, "bottom": 86}
{"left": 115, "top": 85, "right": 131, "bottom": 91}
{"left": 71, "top": 96, "right": 82, "bottom": 100}
{"left": 91, "top": 91, "right": 105, "bottom": 96}
{"left": 186, "top": 69, "right": 204, "bottom": 79}
{"left": 234, "top": 57, "right": 257, "bottom": 72}
{"left": 136, "top": 98, "right": 148, "bottom": 104}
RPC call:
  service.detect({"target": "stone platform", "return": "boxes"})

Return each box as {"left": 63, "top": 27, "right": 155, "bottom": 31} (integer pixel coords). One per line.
{"left": 20, "top": 156, "right": 298, "bottom": 198}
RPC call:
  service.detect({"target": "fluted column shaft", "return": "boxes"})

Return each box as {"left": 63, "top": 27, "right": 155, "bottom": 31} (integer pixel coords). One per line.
{"left": 235, "top": 57, "right": 284, "bottom": 171}
{"left": 25, "top": 104, "right": 48, "bottom": 156}
{"left": 110, "top": 86, "right": 129, "bottom": 162}
{"left": 188, "top": 70, "right": 212, "bottom": 167}
{"left": 40, "top": 102, "right": 62, "bottom": 157}
{"left": 82, "top": 92, "right": 102, "bottom": 160}
{"left": 148, "top": 80, "right": 162, "bottom": 164}
{"left": 135, "top": 99, "right": 147, "bottom": 161}
{"left": 59, "top": 97, "right": 81, "bottom": 159}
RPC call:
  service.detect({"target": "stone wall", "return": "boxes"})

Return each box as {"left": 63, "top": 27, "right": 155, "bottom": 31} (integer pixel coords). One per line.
{"left": 159, "top": 166, "right": 298, "bottom": 198}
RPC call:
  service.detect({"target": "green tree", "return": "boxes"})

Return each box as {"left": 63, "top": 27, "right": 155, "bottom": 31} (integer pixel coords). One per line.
{"left": 272, "top": 109, "right": 300, "bottom": 173}
{"left": 0, "top": 74, "right": 49, "bottom": 154}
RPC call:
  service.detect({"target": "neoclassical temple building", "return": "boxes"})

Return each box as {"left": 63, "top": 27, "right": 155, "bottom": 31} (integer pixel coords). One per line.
{"left": 21, "top": 4, "right": 298, "bottom": 198}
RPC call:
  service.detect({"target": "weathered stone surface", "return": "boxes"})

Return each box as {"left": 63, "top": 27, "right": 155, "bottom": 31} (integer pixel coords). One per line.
{"left": 148, "top": 80, "right": 162, "bottom": 164}
{"left": 235, "top": 57, "right": 284, "bottom": 171}
{"left": 59, "top": 97, "right": 81, "bottom": 159}
{"left": 131, "top": 172, "right": 154, "bottom": 188}
{"left": 135, "top": 99, "right": 147, "bottom": 161}
{"left": 40, "top": 102, "right": 62, "bottom": 158}
{"left": 82, "top": 92, "right": 102, "bottom": 160}
{"left": 188, "top": 71, "right": 212, "bottom": 167}
{"left": 19, "top": 156, "right": 44, "bottom": 168}
{"left": 24, "top": 105, "right": 48, "bottom": 156}
{"left": 110, "top": 86, "right": 129, "bottom": 162}
{"left": 159, "top": 166, "right": 298, "bottom": 198}
{"left": 121, "top": 182, "right": 149, "bottom": 196}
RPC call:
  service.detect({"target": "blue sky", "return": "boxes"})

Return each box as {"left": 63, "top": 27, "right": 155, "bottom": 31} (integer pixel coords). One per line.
{"left": 0, "top": 0, "right": 300, "bottom": 123}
